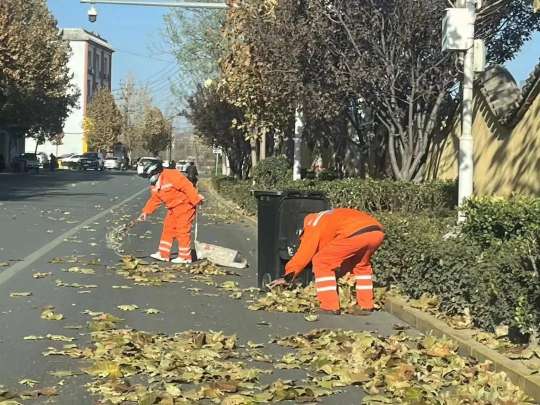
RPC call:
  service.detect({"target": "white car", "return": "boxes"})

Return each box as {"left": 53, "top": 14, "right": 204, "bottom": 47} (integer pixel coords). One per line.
{"left": 62, "top": 154, "right": 84, "bottom": 169}
{"left": 137, "top": 157, "right": 161, "bottom": 175}
{"left": 175, "top": 160, "right": 189, "bottom": 173}
{"left": 104, "top": 157, "right": 122, "bottom": 170}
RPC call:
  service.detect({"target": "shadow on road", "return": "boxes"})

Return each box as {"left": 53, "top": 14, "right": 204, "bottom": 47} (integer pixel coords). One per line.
{"left": 0, "top": 170, "right": 136, "bottom": 201}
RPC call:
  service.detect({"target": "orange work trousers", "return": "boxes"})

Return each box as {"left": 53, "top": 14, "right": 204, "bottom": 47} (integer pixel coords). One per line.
{"left": 311, "top": 230, "right": 384, "bottom": 311}
{"left": 158, "top": 204, "right": 195, "bottom": 260}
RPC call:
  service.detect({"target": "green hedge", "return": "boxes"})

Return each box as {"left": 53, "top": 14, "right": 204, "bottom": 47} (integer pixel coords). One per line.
{"left": 373, "top": 213, "right": 540, "bottom": 338}
{"left": 212, "top": 176, "right": 457, "bottom": 215}
{"left": 461, "top": 196, "right": 540, "bottom": 247}
{"left": 212, "top": 176, "right": 257, "bottom": 214}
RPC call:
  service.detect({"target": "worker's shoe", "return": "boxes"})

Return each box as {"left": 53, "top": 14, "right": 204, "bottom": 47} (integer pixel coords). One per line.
{"left": 318, "top": 308, "right": 341, "bottom": 315}
{"left": 171, "top": 257, "right": 192, "bottom": 265}
{"left": 150, "top": 252, "right": 170, "bottom": 262}
{"left": 349, "top": 307, "right": 374, "bottom": 316}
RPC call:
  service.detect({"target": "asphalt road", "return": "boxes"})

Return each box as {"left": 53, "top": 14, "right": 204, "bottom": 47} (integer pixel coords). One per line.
{"left": 0, "top": 170, "right": 408, "bottom": 404}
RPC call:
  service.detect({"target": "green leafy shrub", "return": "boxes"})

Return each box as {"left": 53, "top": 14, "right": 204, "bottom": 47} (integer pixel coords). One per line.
{"left": 295, "top": 179, "right": 457, "bottom": 213}
{"left": 317, "top": 169, "right": 339, "bottom": 181}
{"left": 461, "top": 196, "right": 540, "bottom": 247}
{"left": 215, "top": 176, "right": 457, "bottom": 214}
{"left": 373, "top": 213, "right": 540, "bottom": 339}
{"left": 211, "top": 176, "right": 257, "bottom": 214}
{"left": 252, "top": 156, "right": 291, "bottom": 190}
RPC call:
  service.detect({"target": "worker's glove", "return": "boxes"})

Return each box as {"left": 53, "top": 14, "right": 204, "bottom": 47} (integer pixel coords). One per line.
{"left": 198, "top": 194, "right": 205, "bottom": 205}
{"left": 267, "top": 273, "right": 297, "bottom": 290}
{"left": 137, "top": 213, "right": 148, "bottom": 222}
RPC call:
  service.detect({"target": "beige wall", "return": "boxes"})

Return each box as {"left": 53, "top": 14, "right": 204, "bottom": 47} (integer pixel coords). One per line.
{"left": 427, "top": 87, "right": 540, "bottom": 197}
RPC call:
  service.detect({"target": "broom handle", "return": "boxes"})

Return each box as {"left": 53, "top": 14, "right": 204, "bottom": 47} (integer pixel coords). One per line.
{"left": 194, "top": 207, "right": 198, "bottom": 244}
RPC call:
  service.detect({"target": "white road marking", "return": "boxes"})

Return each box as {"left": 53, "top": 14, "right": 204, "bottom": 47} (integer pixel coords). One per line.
{"left": 0, "top": 187, "right": 147, "bottom": 286}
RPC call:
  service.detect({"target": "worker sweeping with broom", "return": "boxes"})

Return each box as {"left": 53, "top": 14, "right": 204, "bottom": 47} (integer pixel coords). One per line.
{"left": 138, "top": 161, "right": 204, "bottom": 264}
{"left": 268, "top": 208, "right": 384, "bottom": 315}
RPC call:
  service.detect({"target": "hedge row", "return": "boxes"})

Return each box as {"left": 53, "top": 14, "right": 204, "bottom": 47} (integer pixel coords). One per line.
{"left": 212, "top": 176, "right": 457, "bottom": 215}
{"left": 373, "top": 213, "right": 540, "bottom": 339}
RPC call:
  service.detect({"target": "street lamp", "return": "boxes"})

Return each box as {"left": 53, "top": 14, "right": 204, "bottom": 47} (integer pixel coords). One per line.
{"left": 88, "top": 5, "right": 98, "bottom": 22}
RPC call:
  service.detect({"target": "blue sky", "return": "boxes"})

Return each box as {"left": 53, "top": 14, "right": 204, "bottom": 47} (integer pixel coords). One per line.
{"left": 48, "top": 0, "right": 177, "bottom": 112}
{"left": 48, "top": 0, "right": 539, "bottom": 110}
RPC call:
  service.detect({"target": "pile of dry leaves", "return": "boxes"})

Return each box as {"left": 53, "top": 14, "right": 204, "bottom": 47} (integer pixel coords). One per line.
{"left": 43, "top": 311, "right": 532, "bottom": 404}
{"left": 274, "top": 329, "right": 534, "bottom": 404}
{"left": 248, "top": 275, "right": 386, "bottom": 314}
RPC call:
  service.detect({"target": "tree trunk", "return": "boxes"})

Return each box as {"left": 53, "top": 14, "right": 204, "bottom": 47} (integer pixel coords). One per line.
{"left": 259, "top": 131, "right": 266, "bottom": 161}
{"left": 293, "top": 108, "right": 303, "bottom": 181}
{"left": 250, "top": 137, "right": 258, "bottom": 170}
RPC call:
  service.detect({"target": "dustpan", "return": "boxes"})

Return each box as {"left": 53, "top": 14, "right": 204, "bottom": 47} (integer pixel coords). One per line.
{"left": 194, "top": 210, "right": 248, "bottom": 269}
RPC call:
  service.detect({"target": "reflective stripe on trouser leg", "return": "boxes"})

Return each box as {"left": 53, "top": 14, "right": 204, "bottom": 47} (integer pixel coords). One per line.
{"left": 158, "top": 211, "right": 175, "bottom": 260}
{"left": 312, "top": 268, "right": 339, "bottom": 311}
{"left": 354, "top": 271, "right": 374, "bottom": 310}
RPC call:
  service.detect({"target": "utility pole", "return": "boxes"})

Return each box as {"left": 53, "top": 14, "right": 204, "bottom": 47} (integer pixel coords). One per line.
{"left": 457, "top": 0, "right": 477, "bottom": 221}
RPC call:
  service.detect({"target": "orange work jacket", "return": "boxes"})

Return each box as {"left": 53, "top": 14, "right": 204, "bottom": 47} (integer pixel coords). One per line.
{"left": 284, "top": 208, "right": 383, "bottom": 277}
{"left": 142, "top": 169, "right": 202, "bottom": 215}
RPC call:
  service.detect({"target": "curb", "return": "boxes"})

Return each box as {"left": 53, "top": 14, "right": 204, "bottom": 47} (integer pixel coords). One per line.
{"left": 200, "top": 179, "right": 257, "bottom": 227}
{"left": 385, "top": 295, "right": 540, "bottom": 401}
{"left": 205, "top": 182, "right": 540, "bottom": 401}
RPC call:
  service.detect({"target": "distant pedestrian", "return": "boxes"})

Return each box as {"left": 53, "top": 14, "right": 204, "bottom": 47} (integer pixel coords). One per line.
{"left": 49, "top": 153, "right": 58, "bottom": 171}
{"left": 186, "top": 161, "right": 198, "bottom": 187}
{"left": 0, "top": 154, "right": 5, "bottom": 172}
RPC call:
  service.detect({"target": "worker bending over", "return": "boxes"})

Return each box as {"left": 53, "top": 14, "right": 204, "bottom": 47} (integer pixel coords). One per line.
{"left": 269, "top": 208, "right": 384, "bottom": 314}
{"left": 138, "top": 161, "right": 203, "bottom": 264}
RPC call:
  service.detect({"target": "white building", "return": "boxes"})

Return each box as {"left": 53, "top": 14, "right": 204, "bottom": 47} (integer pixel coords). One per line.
{"left": 27, "top": 28, "right": 114, "bottom": 156}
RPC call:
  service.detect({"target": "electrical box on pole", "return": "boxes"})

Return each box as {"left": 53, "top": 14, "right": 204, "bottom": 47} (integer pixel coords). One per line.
{"left": 442, "top": 8, "right": 474, "bottom": 51}
{"left": 473, "top": 39, "right": 486, "bottom": 72}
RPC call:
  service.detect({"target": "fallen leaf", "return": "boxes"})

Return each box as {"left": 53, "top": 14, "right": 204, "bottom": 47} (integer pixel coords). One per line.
{"left": 117, "top": 305, "right": 139, "bottom": 311}
{"left": 32, "top": 272, "right": 51, "bottom": 279}
{"left": 304, "top": 314, "right": 319, "bottom": 322}
{"left": 143, "top": 308, "right": 160, "bottom": 315}
{"left": 9, "top": 292, "right": 32, "bottom": 298}
{"left": 41, "top": 308, "right": 64, "bottom": 321}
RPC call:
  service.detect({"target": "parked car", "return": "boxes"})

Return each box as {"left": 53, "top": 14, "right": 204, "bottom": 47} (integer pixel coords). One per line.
{"left": 104, "top": 157, "right": 122, "bottom": 170}
{"left": 57, "top": 153, "right": 75, "bottom": 169}
{"left": 79, "top": 154, "right": 102, "bottom": 171}
{"left": 61, "top": 154, "right": 84, "bottom": 170}
{"left": 36, "top": 152, "right": 49, "bottom": 168}
{"left": 175, "top": 160, "right": 190, "bottom": 173}
{"left": 12, "top": 153, "right": 40, "bottom": 173}
{"left": 82, "top": 152, "right": 105, "bottom": 170}
{"left": 137, "top": 157, "right": 162, "bottom": 175}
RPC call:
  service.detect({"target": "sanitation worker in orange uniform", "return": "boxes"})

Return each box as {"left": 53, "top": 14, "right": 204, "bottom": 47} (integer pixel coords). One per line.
{"left": 269, "top": 208, "right": 384, "bottom": 314}
{"left": 138, "top": 161, "right": 204, "bottom": 264}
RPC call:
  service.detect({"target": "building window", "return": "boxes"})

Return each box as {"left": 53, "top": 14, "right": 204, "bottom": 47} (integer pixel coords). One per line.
{"left": 88, "top": 50, "right": 92, "bottom": 73}
{"left": 87, "top": 79, "right": 91, "bottom": 102}
{"left": 104, "top": 55, "right": 108, "bottom": 78}
{"left": 96, "top": 53, "right": 100, "bottom": 73}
